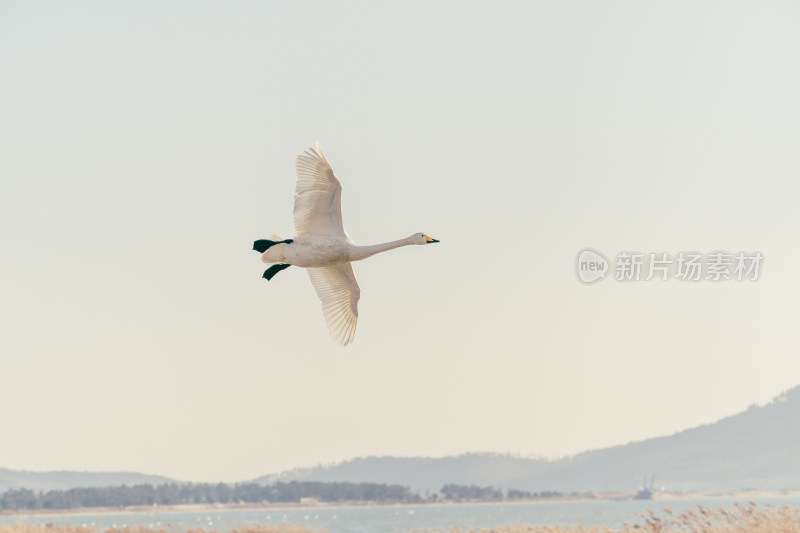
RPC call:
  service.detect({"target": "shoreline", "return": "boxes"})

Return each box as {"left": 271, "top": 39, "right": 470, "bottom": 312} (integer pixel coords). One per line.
{"left": 3, "top": 490, "right": 800, "bottom": 519}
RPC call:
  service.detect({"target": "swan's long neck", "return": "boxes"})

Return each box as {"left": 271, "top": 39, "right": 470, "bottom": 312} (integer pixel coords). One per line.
{"left": 350, "top": 237, "right": 414, "bottom": 261}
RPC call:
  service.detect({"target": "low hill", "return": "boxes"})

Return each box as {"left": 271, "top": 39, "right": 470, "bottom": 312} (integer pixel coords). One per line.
{"left": 0, "top": 469, "right": 178, "bottom": 493}
{"left": 253, "top": 454, "right": 553, "bottom": 495}
{"left": 253, "top": 385, "right": 800, "bottom": 493}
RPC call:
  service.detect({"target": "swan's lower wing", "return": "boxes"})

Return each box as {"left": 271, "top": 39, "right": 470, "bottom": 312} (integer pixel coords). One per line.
{"left": 307, "top": 264, "right": 360, "bottom": 346}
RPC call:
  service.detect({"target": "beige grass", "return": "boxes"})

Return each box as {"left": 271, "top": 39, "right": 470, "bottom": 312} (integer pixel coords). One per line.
{"left": 2, "top": 503, "right": 800, "bottom": 533}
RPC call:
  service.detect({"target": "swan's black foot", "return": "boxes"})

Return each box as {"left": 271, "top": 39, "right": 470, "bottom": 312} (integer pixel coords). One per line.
{"left": 253, "top": 239, "right": 293, "bottom": 253}
{"left": 263, "top": 263, "right": 291, "bottom": 281}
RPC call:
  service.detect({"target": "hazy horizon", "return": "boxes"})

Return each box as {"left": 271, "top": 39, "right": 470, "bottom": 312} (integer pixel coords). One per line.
{"left": 2, "top": 1, "right": 799, "bottom": 483}
{"left": 6, "top": 380, "right": 797, "bottom": 482}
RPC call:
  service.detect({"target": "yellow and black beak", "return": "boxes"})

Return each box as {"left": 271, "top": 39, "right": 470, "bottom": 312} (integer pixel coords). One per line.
{"left": 424, "top": 234, "right": 440, "bottom": 243}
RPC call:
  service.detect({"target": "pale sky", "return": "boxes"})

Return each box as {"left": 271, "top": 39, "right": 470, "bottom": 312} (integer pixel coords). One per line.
{"left": 1, "top": 1, "right": 799, "bottom": 483}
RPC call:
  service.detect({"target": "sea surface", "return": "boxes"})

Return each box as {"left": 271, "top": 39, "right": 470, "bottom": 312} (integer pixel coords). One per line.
{"left": 3, "top": 495, "right": 800, "bottom": 533}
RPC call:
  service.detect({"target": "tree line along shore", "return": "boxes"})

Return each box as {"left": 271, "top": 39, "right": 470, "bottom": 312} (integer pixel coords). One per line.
{"left": 0, "top": 482, "right": 575, "bottom": 512}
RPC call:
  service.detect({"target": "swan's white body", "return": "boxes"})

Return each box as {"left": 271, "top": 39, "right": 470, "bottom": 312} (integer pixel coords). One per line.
{"left": 262, "top": 235, "right": 423, "bottom": 267}
{"left": 258, "top": 142, "right": 438, "bottom": 346}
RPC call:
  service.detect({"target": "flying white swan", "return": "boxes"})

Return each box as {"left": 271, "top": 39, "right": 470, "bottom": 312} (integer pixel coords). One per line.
{"left": 253, "top": 142, "right": 439, "bottom": 346}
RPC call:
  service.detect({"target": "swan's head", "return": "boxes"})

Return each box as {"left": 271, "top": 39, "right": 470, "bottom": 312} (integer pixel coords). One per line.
{"left": 412, "top": 233, "right": 439, "bottom": 245}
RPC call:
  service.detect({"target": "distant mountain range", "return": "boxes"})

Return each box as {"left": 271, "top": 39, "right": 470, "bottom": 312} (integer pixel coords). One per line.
{"left": 4, "top": 385, "right": 800, "bottom": 494}
{"left": 252, "top": 385, "right": 800, "bottom": 493}
{"left": 0, "top": 469, "right": 177, "bottom": 493}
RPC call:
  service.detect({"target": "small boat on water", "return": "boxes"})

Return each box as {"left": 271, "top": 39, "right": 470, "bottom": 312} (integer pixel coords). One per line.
{"left": 634, "top": 474, "right": 656, "bottom": 500}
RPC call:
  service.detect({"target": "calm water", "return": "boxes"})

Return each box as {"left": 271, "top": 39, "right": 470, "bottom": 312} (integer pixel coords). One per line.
{"left": 3, "top": 496, "right": 800, "bottom": 533}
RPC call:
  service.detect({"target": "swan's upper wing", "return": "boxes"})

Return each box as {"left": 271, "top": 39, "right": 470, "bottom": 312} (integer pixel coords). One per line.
{"left": 294, "top": 142, "right": 345, "bottom": 237}
{"left": 307, "top": 263, "right": 360, "bottom": 346}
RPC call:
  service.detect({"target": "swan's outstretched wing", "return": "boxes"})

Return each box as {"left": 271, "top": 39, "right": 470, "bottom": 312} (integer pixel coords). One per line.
{"left": 307, "top": 264, "right": 360, "bottom": 346}
{"left": 294, "top": 142, "right": 345, "bottom": 237}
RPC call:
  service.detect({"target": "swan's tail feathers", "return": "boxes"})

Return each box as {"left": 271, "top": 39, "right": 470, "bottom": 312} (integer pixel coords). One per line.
{"left": 263, "top": 263, "right": 291, "bottom": 281}
{"left": 253, "top": 238, "right": 293, "bottom": 253}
